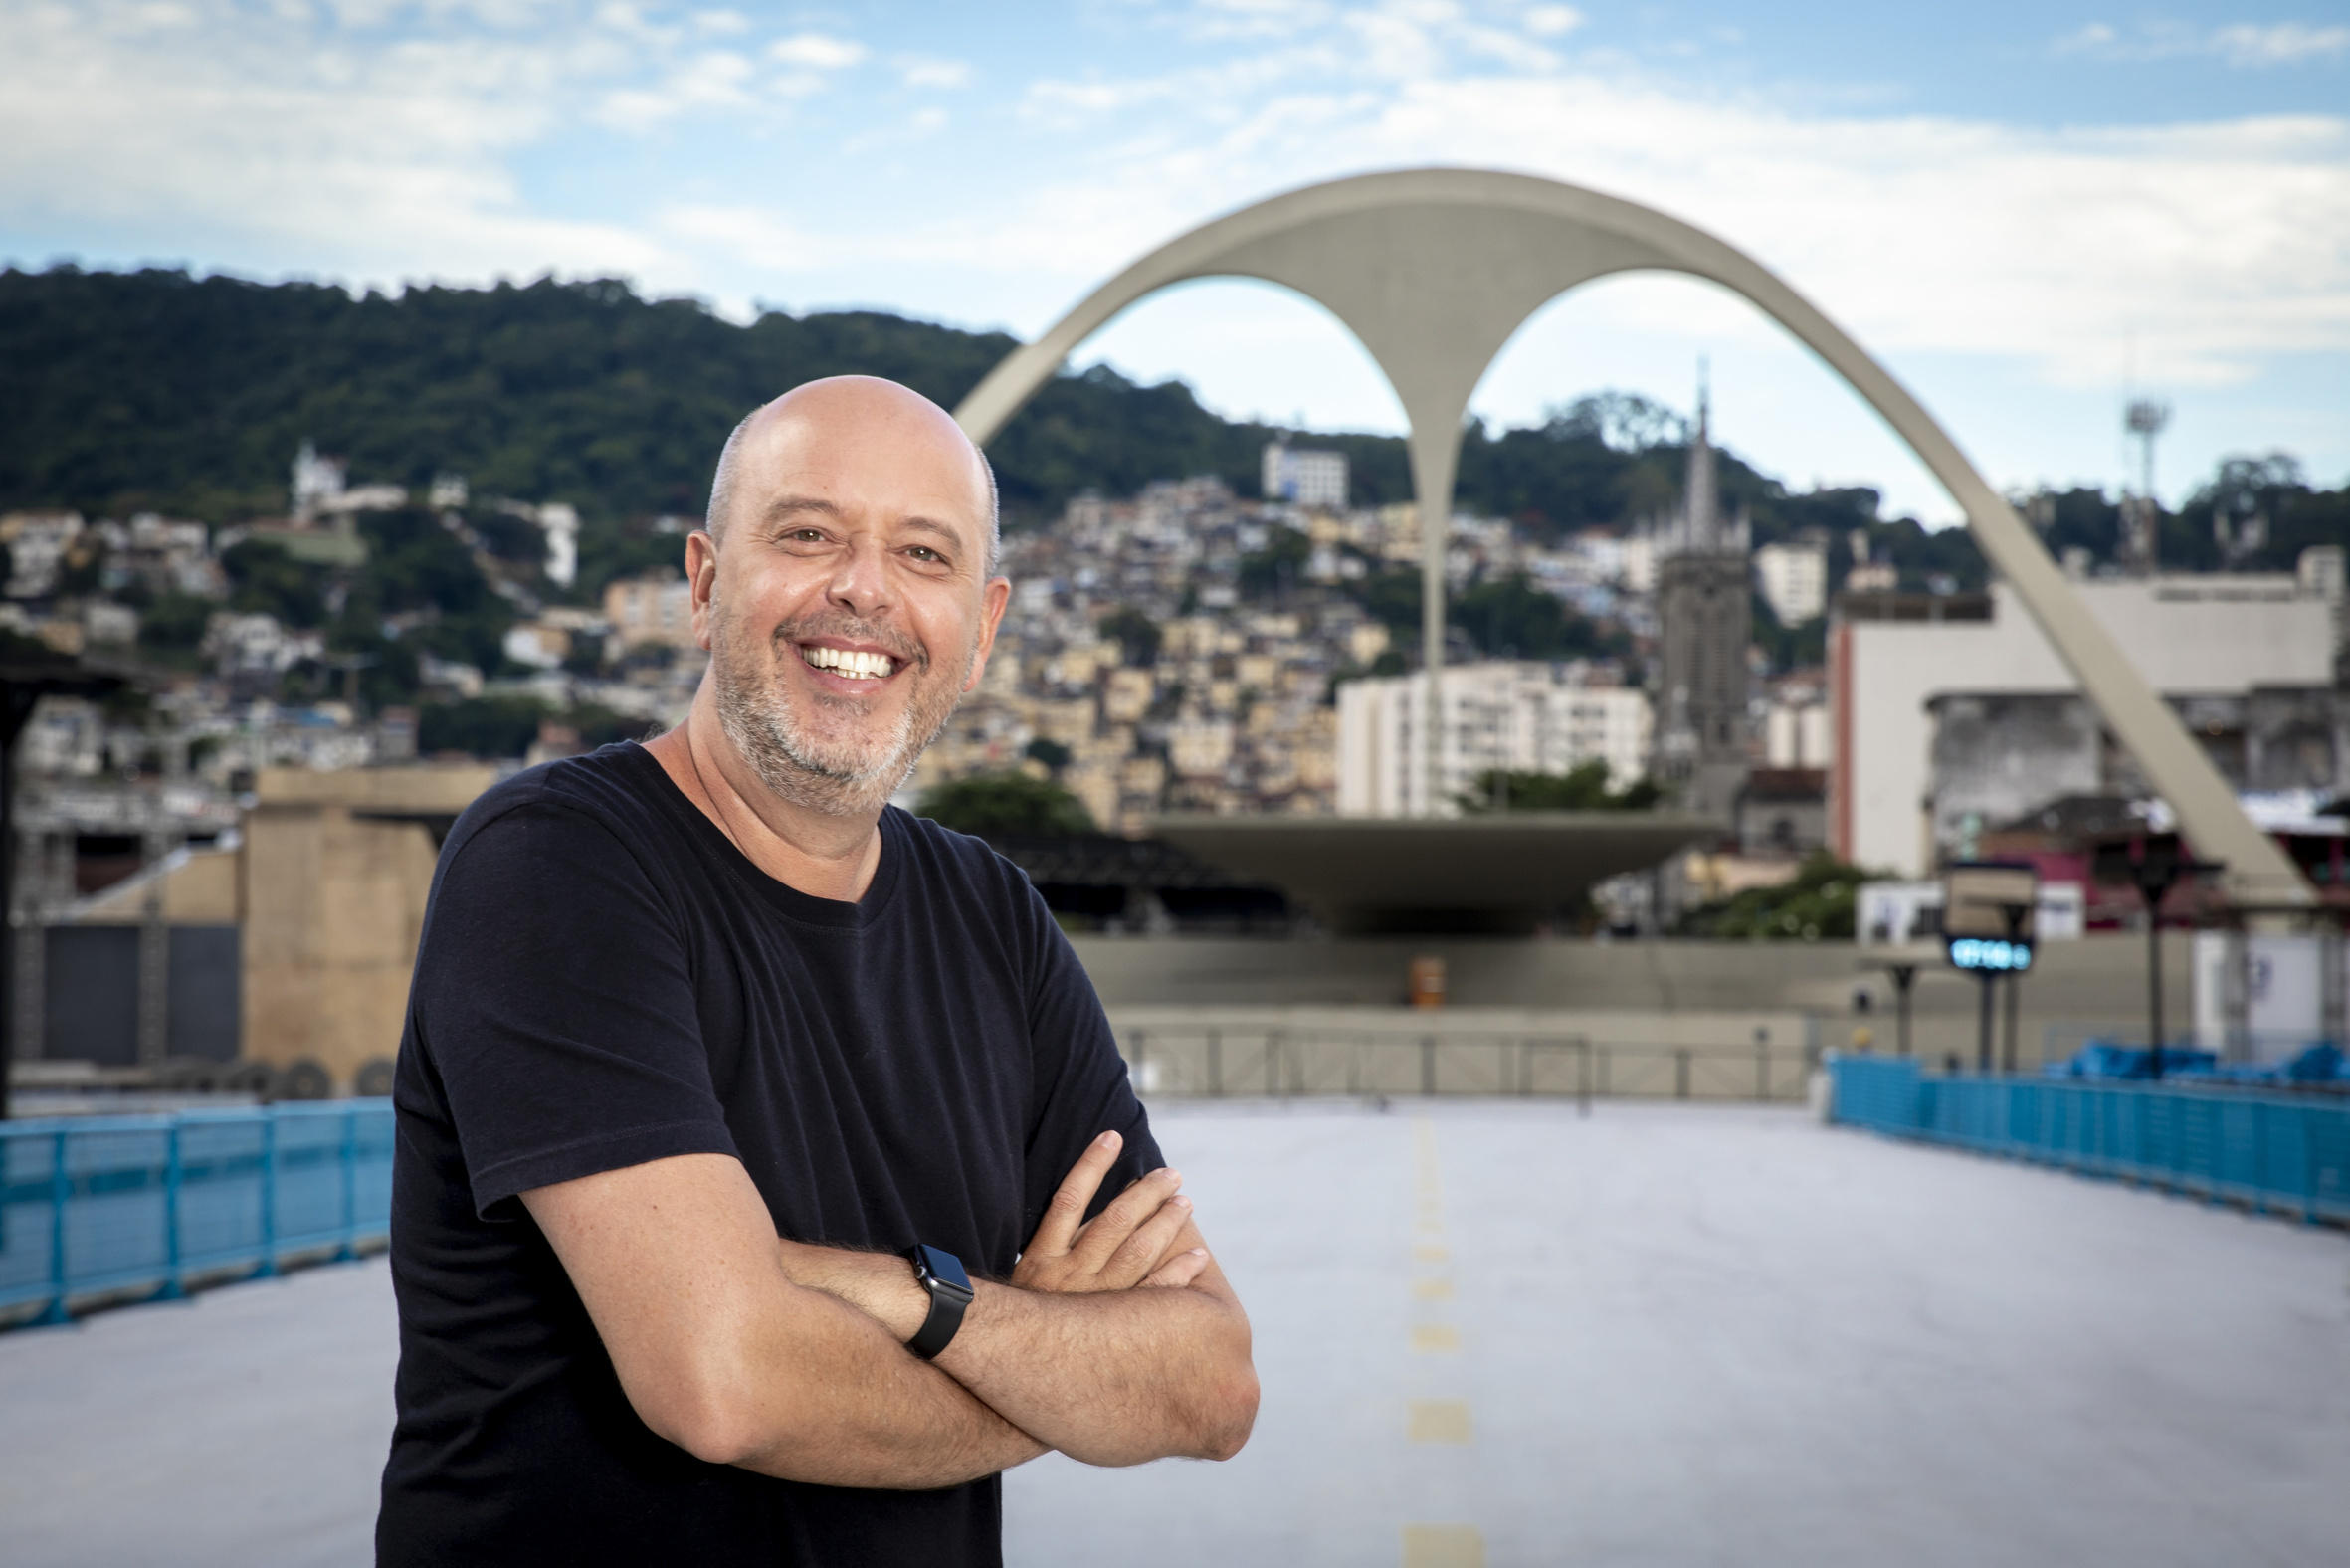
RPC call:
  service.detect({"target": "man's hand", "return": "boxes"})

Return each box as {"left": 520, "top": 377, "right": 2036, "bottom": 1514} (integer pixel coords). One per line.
{"left": 1014, "top": 1130, "right": 1208, "bottom": 1294}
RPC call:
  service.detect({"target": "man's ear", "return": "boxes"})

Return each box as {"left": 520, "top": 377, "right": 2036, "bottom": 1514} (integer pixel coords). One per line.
{"left": 964, "top": 576, "right": 1013, "bottom": 694}
{"left": 686, "top": 530, "right": 719, "bottom": 651}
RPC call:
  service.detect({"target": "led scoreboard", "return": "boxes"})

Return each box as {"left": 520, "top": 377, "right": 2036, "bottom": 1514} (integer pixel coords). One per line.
{"left": 1941, "top": 863, "right": 2039, "bottom": 973}
{"left": 1947, "top": 935, "right": 2032, "bottom": 973}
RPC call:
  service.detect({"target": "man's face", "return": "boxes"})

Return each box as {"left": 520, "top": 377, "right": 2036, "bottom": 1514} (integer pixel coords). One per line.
{"left": 692, "top": 387, "right": 1008, "bottom": 818}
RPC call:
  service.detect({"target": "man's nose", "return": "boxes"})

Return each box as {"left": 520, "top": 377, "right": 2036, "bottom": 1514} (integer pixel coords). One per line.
{"left": 825, "top": 537, "right": 892, "bottom": 619}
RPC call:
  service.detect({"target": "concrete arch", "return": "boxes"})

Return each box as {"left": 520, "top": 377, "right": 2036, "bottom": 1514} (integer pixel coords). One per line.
{"left": 956, "top": 168, "right": 2305, "bottom": 905}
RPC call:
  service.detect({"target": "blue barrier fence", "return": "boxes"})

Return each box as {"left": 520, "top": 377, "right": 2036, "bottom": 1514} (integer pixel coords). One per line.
{"left": 1829, "top": 1055, "right": 2350, "bottom": 1224}
{"left": 0, "top": 1100, "right": 394, "bottom": 1328}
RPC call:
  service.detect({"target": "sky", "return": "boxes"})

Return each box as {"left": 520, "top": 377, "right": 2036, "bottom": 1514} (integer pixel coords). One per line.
{"left": 4, "top": 0, "right": 2347, "bottom": 524}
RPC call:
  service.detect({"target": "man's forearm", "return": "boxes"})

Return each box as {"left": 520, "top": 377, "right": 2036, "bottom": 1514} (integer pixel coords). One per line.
{"left": 725, "top": 1278, "right": 1048, "bottom": 1489}
{"left": 785, "top": 1241, "right": 1257, "bottom": 1468}
{"left": 941, "top": 1278, "right": 1256, "bottom": 1466}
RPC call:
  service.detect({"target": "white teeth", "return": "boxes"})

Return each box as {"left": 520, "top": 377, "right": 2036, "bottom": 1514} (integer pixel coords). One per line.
{"left": 801, "top": 645, "right": 895, "bottom": 680}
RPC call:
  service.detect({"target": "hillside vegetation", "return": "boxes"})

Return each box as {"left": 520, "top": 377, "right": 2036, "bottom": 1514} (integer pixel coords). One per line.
{"left": 4, "top": 266, "right": 2343, "bottom": 607}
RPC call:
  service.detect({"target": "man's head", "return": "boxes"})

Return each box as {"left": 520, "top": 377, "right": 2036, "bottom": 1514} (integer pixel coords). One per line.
{"left": 689, "top": 376, "right": 1010, "bottom": 819}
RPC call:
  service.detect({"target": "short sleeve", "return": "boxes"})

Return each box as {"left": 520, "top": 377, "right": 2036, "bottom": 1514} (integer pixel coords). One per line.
{"left": 412, "top": 801, "right": 738, "bottom": 1218}
{"left": 1017, "top": 879, "right": 1162, "bottom": 1236}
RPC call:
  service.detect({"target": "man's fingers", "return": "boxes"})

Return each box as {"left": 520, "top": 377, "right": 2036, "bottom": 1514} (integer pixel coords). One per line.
{"left": 1069, "top": 1166, "right": 1182, "bottom": 1270}
{"left": 1141, "top": 1248, "right": 1211, "bottom": 1289}
{"left": 1028, "top": 1131, "right": 1122, "bottom": 1257}
{"left": 1099, "top": 1195, "right": 1193, "bottom": 1287}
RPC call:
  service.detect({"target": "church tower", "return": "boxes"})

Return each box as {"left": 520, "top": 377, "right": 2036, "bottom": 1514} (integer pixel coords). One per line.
{"left": 1650, "top": 369, "right": 1753, "bottom": 819}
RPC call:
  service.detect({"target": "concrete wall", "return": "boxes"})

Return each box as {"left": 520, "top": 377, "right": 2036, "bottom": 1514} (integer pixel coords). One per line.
{"left": 1069, "top": 932, "right": 2193, "bottom": 1075}
{"left": 241, "top": 765, "right": 494, "bottom": 1083}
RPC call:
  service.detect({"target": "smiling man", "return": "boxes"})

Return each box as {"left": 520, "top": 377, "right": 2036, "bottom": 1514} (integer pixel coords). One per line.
{"left": 375, "top": 377, "right": 1257, "bottom": 1566}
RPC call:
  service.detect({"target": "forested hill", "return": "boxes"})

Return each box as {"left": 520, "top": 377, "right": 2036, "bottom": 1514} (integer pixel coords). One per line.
{"left": 6, "top": 266, "right": 2340, "bottom": 598}
{"left": 0, "top": 266, "right": 1876, "bottom": 540}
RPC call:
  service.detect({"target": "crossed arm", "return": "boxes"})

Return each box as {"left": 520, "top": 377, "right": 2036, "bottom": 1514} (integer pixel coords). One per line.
{"left": 520, "top": 1132, "right": 1257, "bottom": 1489}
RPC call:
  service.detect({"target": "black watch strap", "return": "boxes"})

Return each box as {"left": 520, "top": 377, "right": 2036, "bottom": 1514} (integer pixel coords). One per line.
{"left": 904, "top": 1244, "right": 974, "bottom": 1359}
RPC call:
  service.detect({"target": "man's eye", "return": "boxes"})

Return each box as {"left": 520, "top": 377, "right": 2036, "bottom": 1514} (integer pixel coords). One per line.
{"left": 907, "top": 546, "right": 940, "bottom": 562}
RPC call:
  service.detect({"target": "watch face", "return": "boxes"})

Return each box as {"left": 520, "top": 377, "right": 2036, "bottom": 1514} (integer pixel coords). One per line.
{"left": 916, "top": 1244, "right": 972, "bottom": 1296}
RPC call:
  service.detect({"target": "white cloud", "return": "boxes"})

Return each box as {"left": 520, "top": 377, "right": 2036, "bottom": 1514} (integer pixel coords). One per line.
{"left": 1521, "top": 4, "right": 1582, "bottom": 39}
{"left": 596, "top": 48, "right": 754, "bottom": 130}
{"left": 2213, "top": 22, "right": 2350, "bottom": 66}
{"left": 991, "top": 50, "right": 2350, "bottom": 393}
{"left": 768, "top": 31, "right": 865, "bottom": 71}
{"left": 660, "top": 203, "right": 829, "bottom": 271}
{"left": 898, "top": 56, "right": 971, "bottom": 90}
{"left": 0, "top": 0, "right": 677, "bottom": 288}
{"left": 1186, "top": 0, "right": 1335, "bottom": 41}
{"left": 2056, "top": 18, "right": 2350, "bottom": 67}
{"left": 3, "top": 0, "right": 2342, "bottom": 446}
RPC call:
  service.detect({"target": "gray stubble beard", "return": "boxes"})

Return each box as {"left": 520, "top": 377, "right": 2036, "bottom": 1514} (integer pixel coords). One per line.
{"left": 707, "top": 593, "right": 973, "bottom": 819}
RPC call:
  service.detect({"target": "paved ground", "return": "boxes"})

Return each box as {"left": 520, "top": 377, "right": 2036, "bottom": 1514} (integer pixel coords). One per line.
{"left": 2, "top": 1102, "right": 2345, "bottom": 1567}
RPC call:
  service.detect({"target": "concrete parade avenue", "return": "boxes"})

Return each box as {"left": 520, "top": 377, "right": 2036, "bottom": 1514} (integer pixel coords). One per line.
{"left": 0, "top": 1101, "right": 2343, "bottom": 1567}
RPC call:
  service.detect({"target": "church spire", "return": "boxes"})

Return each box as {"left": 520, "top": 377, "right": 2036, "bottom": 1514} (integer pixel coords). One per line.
{"left": 1684, "top": 358, "right": 1717, "bottom": 549}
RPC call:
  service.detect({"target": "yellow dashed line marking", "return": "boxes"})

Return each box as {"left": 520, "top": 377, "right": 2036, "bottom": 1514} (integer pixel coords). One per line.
{"left": 1411, "top": 1323, "right": 1462, "bottom": 1353}
{"left": 1411, "top": 1276, "right": 1455, "bottom": 1301}
{"left": 1408, "top": 1399, "right": 1472, "bottom": 1444}
{"left": 1401, "top": 1524, "right": 1485, "bottom": 1567}
{"left": 1413, "top": 1243, "right": 1448, "bottom": 1263}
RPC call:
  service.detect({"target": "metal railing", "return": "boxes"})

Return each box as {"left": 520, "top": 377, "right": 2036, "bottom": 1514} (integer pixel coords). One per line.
{"left": 0, "top": 1100, "right": 394, "bottom": 1329}
{"left": 1118, "top": 1026, "right": 1813, "bottom": 1103}
{"left": 1829, "top": 1055, "right": 2350, "bottom": 1225}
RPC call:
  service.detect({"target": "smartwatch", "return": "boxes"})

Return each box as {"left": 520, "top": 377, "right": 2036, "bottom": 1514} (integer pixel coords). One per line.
{"left": 904, "top": 1243, "right": 974, "bottom": 1359}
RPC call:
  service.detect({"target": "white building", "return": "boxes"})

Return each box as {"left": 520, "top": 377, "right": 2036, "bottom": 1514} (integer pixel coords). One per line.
{"left": 290, "top": 441, "right": 345, "bottom": 521}
{"left": 1262, "top": 442, "right": 1348, "bottom": 510}
{"left": 1764, "top": 695, "right": 1833, "bottom": 769}
{"left": 539, "top": 502, "right": 580, "bottom": 589}
{"left": 1831, "top": 575, "right": 2336, "bottom": 876}
{"left": 1754, "top": 539, "right": 1828, "bottom": 625}
{"left": 1336, "top": 661, "right": 1653, "bottom": 817}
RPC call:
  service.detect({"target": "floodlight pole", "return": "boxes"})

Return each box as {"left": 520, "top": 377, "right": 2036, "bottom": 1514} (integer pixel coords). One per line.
{"left": 2130, "top": 853, "right": 2184, "bottom": 1081}
{"left": 1887, "top": 962, "right": 1917, "bottom": 1058}
{"left": 1998, "top": 902, "right": 2031, "bottom": 1074}
{"left": 1974, "top": 971, "right": 1996, "bottom": 1075}
{"left": 2133, "top": 851, "right": 2218, "bottom": 1085}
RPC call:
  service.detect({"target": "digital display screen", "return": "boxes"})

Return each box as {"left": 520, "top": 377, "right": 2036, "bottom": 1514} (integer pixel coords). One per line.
{"left": 1948, "top": 937, "right": 2033, "bottom": 973}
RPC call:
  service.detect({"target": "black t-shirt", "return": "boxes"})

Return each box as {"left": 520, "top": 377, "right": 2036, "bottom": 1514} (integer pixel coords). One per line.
{"left": 375, "top": 742, "right": 1160, "bottom": 1566}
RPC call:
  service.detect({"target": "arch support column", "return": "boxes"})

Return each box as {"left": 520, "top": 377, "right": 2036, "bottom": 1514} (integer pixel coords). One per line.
{"left": 951, "top": 168, "right": 2308, "bottom": 905}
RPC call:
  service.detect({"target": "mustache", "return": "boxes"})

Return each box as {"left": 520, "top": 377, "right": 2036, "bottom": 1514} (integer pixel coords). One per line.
{"left": 770, "top": 615, "right": 927, "bottom": 673}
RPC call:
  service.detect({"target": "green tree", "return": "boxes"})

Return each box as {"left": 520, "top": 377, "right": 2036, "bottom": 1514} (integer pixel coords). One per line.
{"left": 1237, "top": 525, "right": 1310, "bottom": 599}
{"left": 419, "top": 694, "right": 547, "bottom": 759}
{"left": 1095, "top": 606, "right": 1161, "bottom": 667}
{"left": 221, "top": 538, "right": 325, "bottom": 627}
{"left": 915, "top": 771, "right": 1095, "bottom": 839}
{"left": 1455, "top": 760, "right": 1662, "bottom": 813}
{"left": 1024, "top": 736, "right": 1072, "bottom": 771}
{"left": 1453, "top": 572, "right": 1624, "bottom": 660}
{"left": 1673, "top": 852, "right": 1889, "bottom": 941}
{"left": 138, "top": 590, "right": 215, "bottom": 655}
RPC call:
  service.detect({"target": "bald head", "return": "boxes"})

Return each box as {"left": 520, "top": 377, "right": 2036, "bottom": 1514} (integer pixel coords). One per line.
{"left": 704, "top": 376, "right": 1000, "bottom": 575}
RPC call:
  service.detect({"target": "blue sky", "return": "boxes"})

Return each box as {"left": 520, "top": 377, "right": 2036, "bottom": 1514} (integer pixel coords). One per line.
{"left": 5, "top": 0, "right": 2346, "bottom": 522}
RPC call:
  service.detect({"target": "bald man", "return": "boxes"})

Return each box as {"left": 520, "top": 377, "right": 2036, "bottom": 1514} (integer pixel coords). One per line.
{"left": 376, "top": 378, "right": 1257, "bottom": 1565}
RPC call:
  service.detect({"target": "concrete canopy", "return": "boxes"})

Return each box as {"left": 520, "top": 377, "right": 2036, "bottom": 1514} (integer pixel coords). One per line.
{"left": 1150, "top": 813, "right": 1718, "bottom": 934}
{"left": 955, "top": 168, "right": 2308, "bottom": 909}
